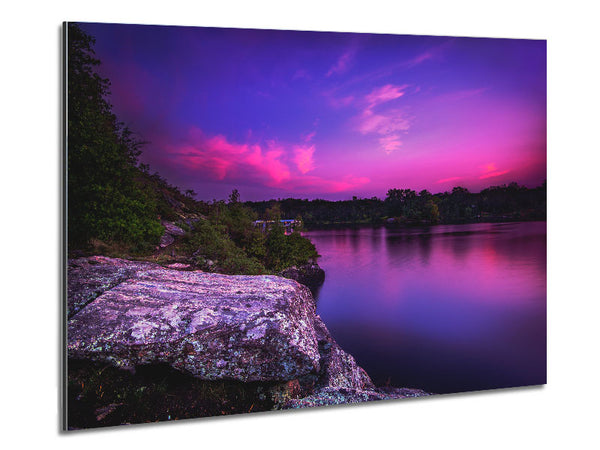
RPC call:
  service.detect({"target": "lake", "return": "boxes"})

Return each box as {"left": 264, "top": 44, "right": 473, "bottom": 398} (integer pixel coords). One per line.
{"left": 303, "top": 222, "right": 546, "bottom": 394}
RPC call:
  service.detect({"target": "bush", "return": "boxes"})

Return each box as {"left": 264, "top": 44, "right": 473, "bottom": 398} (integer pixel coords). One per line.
{"left": 180, "top": 219, "right": 267, "bottom": 275}
{"left": 265, "top": 225, "right": 319, "bottom": 272}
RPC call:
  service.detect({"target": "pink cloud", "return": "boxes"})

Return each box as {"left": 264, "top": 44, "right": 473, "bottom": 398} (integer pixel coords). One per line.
{"left": 358, "top": 108, "right": 411, "bottom": 135}
{"left": 480, "top": 170, "right": 510, "bottom": 180}
{"left": 166, "top": 127, "right": 369, "bottom": 194}
{"left": 436, "top": 176, "right": 463, "bottom": 184}
{"left": 405, "top": 40, "right": 454, "bottom": 68}
{"left": 436, "top": 88, "right": 488, "bottom": 103}
{"left": 302, "top": 131, "right": 317, "bottom": 142}
{"left": 169, "top": 129, "right": 290, "bottom": 186}
{"left": 353, "top": 84, "right": 412, "bottom": 154}
{"left": 287, "top": 174, "right": 370, "bottom": 193}
{"left": 321, "top": 87, "right": 355, "bottom": 109}
{"left": 407, "top": 51, "right": 434, "bottom": 68}
{"left": 326, "top": 48, "right": 355, "bottom": 77}
{"left": 378, "top": 135, "right": 403, "bottom": 154}
{"left": 479, "top": 162, "right": 510, "bottom": 180}
{"left": 293, "top": 145, "right": 316, "bottom": 174}
{"left": 365, "top": 84, "right": 408, "bottom": 108}
{"left": 483, "top": 163, "right": 497, "bottom": 173}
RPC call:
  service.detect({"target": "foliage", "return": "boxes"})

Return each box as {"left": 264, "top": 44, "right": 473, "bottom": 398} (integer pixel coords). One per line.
{"left": 179, "top": 218, "right": 266, "bottom": 275}
{"left": 177, "top": 196, "right": 319, "bottom": 275}
{"left": 245, "top": 181, "right": 546, "bottom": 228}
{"left": 385, "top": 188, "right": 440, "bottom": 223}
{"left": 67, "top": 24, "right": 163, "bottom": 247}
{"left": 265, "top": 225, "right": 319, "bottom": 272}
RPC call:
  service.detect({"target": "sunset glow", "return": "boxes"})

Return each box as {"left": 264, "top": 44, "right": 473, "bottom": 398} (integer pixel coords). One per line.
{"left": 81, "top": 23, "right": 546, "bottom": 201}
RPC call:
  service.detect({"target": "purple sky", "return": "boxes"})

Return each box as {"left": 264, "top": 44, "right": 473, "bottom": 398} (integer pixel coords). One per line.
{"left": 78, "top": 23, "right": 546, "bottom": 201}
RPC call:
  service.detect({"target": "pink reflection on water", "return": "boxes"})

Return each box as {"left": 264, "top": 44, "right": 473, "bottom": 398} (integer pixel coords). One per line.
{"left": 304, "top": 222, "right": 546, "bottom": 394}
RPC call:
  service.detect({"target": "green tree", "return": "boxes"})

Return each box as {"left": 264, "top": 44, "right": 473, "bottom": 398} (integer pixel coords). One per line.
{"left": 228, "top": 189, "right": 240, "bottom": 204}
{"left": 67, "top": 24, "right": 163, "bottom": 248}
{"left": 265, "top": 202, "right": 282, "bottom": 221}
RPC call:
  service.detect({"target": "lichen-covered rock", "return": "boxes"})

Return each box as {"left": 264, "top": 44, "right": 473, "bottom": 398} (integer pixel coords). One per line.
{"left": 283, "top": 386, "right": 431, "bottom": 408}
{"left": 68, "top": 258, "right": 320, "bottom": 382}
{"left": 162, "top": 221, "right": 186, "bottom": 236}
{"left": 68, "top": 255, "right": 432, "bottom": 415}
{"left": 312, "top": 316, "right": 374, "bottom": 391}
{"left": 279, "top": 315, "right": 431, "bottom": 408}
{"left": 67, "top": 256, "right": 159, "bottom": 318}
{"left": 165, "top": 263, "right": 191, "bottom": 270}
{"left": 158, "top": 221, "right": 186, "bottom": 248}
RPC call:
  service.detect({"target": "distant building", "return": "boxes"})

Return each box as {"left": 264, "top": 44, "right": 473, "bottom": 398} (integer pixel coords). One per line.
{"left": 253, "top": 219, "right": 301, "bottom": 234}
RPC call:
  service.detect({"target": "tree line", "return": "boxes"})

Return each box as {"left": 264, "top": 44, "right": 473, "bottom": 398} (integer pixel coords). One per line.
{"left": 245, "top": 182, "right": 546, "bottom": 228}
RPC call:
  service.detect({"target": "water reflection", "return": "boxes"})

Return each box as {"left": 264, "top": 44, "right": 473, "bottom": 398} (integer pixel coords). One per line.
{"left": 303, "top": 222, "right": 546, "bottom": 394}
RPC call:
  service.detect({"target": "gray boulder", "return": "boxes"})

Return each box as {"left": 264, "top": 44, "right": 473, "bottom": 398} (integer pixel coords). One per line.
{"left": 162, "top": 221, "right": 186, "bottom": 236}
{"left": 282, "top": 386, "right": 431, "bottom": 408}
{"left": 158, "top": 221, "right": 186, "bottom": 248}
{"left": 159, "top": 233, "right": 175, "bottom": 248}
{"left": 67, "top": 256, "right": 432, "bottom": 410}
{"left": 279, "top": 263, "right": 325, "bottom": 289}
{"left": 68, "top": 258, "right": 320, "bottom": 382}
{"left": 67, "top": 256, "right": 158, "bottom": 318}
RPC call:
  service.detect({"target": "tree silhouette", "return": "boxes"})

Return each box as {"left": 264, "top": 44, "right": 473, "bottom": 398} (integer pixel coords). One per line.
{"left": 67, "top": 23, "right": 162, "bottom": 248}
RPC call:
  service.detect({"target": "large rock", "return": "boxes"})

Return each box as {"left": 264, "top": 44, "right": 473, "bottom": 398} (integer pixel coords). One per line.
{"left": 67, "top": 256, "right": 432, "bottom": 411}
{"left": 281, "top": 315, "right": 431, "bottom": 408}
{"left": 68, "top": 258, "right": 320, "bottom": 382}
{"left": 312, "top": 316, "right": 374, "bottom": 390}
{"left": 279, "top": 263, "right": 325, "bottom": 290}
{"left": 282, "top": 386, "right": 431, "bottom": 408}
{"left": 67, "top": 256, "right": 157, "bottom": 318}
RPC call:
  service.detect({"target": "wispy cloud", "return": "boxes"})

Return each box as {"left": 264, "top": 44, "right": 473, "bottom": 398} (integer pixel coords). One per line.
{"left": 326, "top": 94, "right": 355, "bottom": 109}
{"left": 378, "top": 135, "right": 403, "bottom": 154}
{"left": 479, "top": 163, "right": 510, "bottom": 179}
{"left": 357, "top": 108, "right": 411, "bottom": 135}
{"left": 293, "top": 145, "right": 316, "bottom": 174}
{"left": 436, "top": 88, "right": 488, "bottom": 103}
{"left": 286, "top": 174, "right": 370, "bottom": 193}
{"left": 302, "top": 130, "right": 317, "bottom": 143}
{"left": 170, "top": 129, "right": 290, "bottom": 185}
{"left": 365, "top": 84, "right": 408, "bottom": 108}
{"left": 355, "top": 84, "right": 412, "bottom": 154}
{"left": 436, "top": 176, "right": 463, "bottom": 184}
{"left": 292, "top": 69, "right": 311, "bottom": 81}
{"left": 326, "top": 48, "right": 356, "bottom": 77}
{"left": 480, "top": 170, "right": 510, "bottom": 180}
{"left": 406, "top": 50, "right": 437, "bottom": 68}
{"left": 405, "top": 39, "right": 455, "bottom": 68}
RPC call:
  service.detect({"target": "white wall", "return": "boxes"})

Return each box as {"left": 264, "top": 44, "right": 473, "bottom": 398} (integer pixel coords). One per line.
{"left": 1, "top": 1, "right": 598, "bottom": 448}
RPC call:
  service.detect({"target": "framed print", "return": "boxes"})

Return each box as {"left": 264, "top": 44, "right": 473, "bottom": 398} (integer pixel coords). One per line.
{"left": 63, "top": 21, "right": 546, "bottom": 430}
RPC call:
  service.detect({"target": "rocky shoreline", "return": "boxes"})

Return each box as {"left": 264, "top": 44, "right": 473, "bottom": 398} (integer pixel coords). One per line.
{"left": 67, "top": 256, "right": 430, "bottom": 428}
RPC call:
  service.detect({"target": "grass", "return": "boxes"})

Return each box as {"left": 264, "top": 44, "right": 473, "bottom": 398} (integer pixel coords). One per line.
{"left": 67, "top": 360, "right": 282, "bottom": 429}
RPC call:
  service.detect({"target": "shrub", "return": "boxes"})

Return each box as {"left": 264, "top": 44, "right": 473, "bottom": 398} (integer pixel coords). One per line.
{"left": 265, "top": 225, "right": 319, "bottom": 272}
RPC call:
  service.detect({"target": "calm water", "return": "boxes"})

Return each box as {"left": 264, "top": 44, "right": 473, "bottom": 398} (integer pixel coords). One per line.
{"left": 303, "top": 222, "right": 546, "bottom": 394}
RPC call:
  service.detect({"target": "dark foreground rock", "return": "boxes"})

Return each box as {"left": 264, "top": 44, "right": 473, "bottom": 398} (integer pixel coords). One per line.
{"left": 279, "top": 263, "right": 325, "bottom": 290}
{"left": 67, "top": 256, "right": 430, "bottom": 427}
